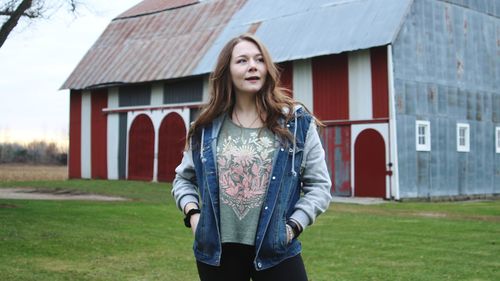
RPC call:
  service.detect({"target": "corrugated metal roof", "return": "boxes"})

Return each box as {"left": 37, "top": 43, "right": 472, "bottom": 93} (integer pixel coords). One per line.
{"left": 61, "top": 0, "right": 246, "bottom": 90}
{"left": 62, "top": 0, "right": 412, "bottom": 90}
{"left": 193, "top": 0, "right": 413, "bottom": 75}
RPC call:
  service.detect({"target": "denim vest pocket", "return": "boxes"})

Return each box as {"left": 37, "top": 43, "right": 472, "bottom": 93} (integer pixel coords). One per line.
{"left": 272, "top": 217, "right": 289, "bottom": 254}
{"left": 193, "top": 207, "right": 219, "bottom": 258}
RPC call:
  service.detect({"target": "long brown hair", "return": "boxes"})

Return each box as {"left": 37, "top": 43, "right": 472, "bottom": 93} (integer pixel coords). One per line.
{"left": 187, "top": 33, "right": 296, "bottom": 145}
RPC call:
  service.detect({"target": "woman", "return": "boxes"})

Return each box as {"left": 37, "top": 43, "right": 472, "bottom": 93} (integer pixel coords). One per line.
{"left": 172, "top": 33, "right": 332, "bottom": 281}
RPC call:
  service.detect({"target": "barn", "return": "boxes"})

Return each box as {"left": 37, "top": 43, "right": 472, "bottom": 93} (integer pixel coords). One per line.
{"left": 62, "top": 0, "right": 500, "bottom": 200}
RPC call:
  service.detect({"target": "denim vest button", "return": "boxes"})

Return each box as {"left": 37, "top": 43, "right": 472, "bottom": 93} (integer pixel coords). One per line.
{"left": 280, "top": 148, "right": 284, "bottom": 152}
{"left": 264, "top": 206, "right": 268, "bottom": 210}
{"left": 272, "top": 176, "right": 276, "bottom": 180}
{"left": 286, "top": 124, "right": 290, "bottom": 128}
{"left": 257, "top": 262, "right": 262, "bottom": 268}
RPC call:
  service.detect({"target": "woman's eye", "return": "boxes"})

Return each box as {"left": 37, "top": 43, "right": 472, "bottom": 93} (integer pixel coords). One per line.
{"left": 257, "top": 57, "right": 264, "bottom": 62}
{"left": 237, "top": 59, "right": 246, "bottom": 64}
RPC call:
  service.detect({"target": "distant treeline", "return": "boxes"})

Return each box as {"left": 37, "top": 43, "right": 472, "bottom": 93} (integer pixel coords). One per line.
{"left": 0, "top": 141, "right": 67, "bottom": 165}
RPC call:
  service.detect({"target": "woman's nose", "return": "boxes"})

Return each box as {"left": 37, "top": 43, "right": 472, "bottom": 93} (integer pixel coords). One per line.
{"left": 248, "top": 59, "right": 257, "bottom": 71}
{"left": 248, "top": 59, "right": 257, "bottom": 69}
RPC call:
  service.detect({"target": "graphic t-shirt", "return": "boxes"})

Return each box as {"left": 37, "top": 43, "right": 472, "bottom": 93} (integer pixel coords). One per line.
{"left": 217, "top": 117, "right": 276, "bottom": 245}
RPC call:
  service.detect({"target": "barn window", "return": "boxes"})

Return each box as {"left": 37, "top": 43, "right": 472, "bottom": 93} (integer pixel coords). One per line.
{"left": 164, "top": 77, "right": 203, "bottom": 104}
{"left": 496, "top": 127, "right": 500, "bottom": 154}
{"left": 456, "top": 123, "right": 470, "bottom": 152}
{"left": 119, "top": 84, "right": 151, "bottom": 106}
{"left": 416, "top": 120, "right": 431, "bottom": 151}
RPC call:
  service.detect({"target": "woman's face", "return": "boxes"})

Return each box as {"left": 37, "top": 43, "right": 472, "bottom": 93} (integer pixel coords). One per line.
{"left": 230, "top": 40, "right": 268, "bottom": 96}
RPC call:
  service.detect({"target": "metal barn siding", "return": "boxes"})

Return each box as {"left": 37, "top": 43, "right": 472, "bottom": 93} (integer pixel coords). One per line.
{"left": 69, "top": 90, "right": 82, "bottom": 179}
{"left": 90, "top": 90, "right": 108, "bottom": 179}
{"left": 164, "top": 78, "right": 203, "bottom": 104}
{"left": 440, "top": 0, "right": 500, "bottom": 17}
{"left": 392, "top": 0, "right": 500, "bottom": 198}
{"left": 322, "top": 126, "right": 351, "bottom": 196}
{"left": 157, "top": 113, "right": 186, "bottom": 182}
{"left": 312, "top": 53, "right": 349, "bottom": 121}
{"left": 354, "top": 129, "right": 386, "bottom": 197}
{"left": 119, "top": 84, "right": 151, "bottom": 107}
{"left": 128, "top": 114, "right": 155, "bottom": 181}
{"left": 370, "top": 46, "right": 389, "bottom": 119}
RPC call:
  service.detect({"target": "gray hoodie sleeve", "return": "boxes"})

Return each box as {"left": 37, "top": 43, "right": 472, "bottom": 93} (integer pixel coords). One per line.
{"left": 290, "top": 120, "right": 332, "bottom": 230}
{"left": 172, "top": 147, "right": 200, "bottom": 212}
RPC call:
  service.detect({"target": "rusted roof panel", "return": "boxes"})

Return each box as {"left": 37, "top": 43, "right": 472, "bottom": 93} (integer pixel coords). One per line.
{"left": 62, "top": 0, "right": 246, "bottom": 90}
{"left": 63, "top": 0, "right": 413, "bottom": 90}
{"left": 117, "top": 0, "right": 199, "bottom": 18}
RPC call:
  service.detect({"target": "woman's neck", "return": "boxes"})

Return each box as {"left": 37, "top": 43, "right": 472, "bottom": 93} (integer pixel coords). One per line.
{"left": 234, "top": 93, "right": 257, "bottom": 114}
{"left": 233, "top": 94, "right": 262, "bottom": 128}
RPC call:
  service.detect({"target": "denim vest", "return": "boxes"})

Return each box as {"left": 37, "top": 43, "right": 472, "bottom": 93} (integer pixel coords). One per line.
{"left": 191, "top": 108, "right": 312, "bottom": 271}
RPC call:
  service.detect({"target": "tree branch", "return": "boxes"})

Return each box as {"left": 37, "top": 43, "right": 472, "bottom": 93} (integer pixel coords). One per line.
{"left": 0, "top": 0, "right": 33, "bottom": 48}
{"left": 0, "top": 9, "right": 39, "bottom": 19}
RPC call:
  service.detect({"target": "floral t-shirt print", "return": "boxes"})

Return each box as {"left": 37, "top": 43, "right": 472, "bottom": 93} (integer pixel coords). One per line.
{"left": 217, "top": 119, "right": 275, "bottom": 221}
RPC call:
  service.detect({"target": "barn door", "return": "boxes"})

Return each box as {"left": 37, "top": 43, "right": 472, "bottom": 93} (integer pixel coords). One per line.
{"left": 322, "top": 125, "right": 351, "bottom": 196}
{"left": 354, "top": 129, "right": 386, "bottom": 197}
{"left": 128, "top": 114, "right": 154, "bottom": 181}
{"left": 158, "top": 113, "right": 186, "bottom": 182}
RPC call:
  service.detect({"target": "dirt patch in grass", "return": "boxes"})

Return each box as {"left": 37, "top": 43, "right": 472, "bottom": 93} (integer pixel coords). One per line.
{"left": 0, "top": 188, "right": 128, "bottom": 201}
{"left": 0, "top": 203, "right": 18, "bottom": 208}
{"left": 411, "top": 211, "right": 500, "bottom": 222}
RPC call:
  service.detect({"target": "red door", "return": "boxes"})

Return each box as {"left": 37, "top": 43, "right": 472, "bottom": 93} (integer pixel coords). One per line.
{"left": 158, "top": 113, "right": 186, "bottom": 182}
{"left": 354, "top": 129, "right": 386, "bottom": 197}
{"left": 128, "top": 114, "right": 154, "bottom": 181}
{"left": 322, "top": 125, "right": 351, "bottom": 196}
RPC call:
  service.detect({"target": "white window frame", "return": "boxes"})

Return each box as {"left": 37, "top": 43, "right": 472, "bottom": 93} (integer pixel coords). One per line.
{"left": 496, "top": 127, "right": 500, "bottom": 154}
{"left": 416, "top": 120, "right": 431, "bottom": 151}
{"left": 456, "top": 123, "right": 470, "bottom": 152}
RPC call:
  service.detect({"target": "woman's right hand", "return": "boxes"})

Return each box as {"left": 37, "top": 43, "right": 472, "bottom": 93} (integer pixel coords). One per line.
{"left": 184, "top": 202, "right": 200, "bottom": 236}
{"left": 190, "top": 213, "right": 200, "bottom": 235}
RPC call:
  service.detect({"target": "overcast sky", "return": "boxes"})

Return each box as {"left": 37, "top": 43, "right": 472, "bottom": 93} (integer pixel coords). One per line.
{"left": 0, "top": 0, "right": 142, "bottom": 147}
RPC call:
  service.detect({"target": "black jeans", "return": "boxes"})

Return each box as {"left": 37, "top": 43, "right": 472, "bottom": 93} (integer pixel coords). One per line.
{"left": 196, "top": 243, "right": 308, "bottom": 281}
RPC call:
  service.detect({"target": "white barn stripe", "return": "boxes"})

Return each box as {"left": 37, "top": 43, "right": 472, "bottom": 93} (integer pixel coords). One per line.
{"left": 348, "top": 50, "right": 373, "bottom": 120}
{"left": 81, "top": 91, "right": 92, "bottom": 179}
{"left": 293, "top": 59, "right": 313, "bottom": 112}
{"left": 151, "top": 82, "right": 164, "bottom": 182}
{"left": 107, "top": 87, "right": 120, "bottom": 180}
{"left": 202, "top": 75, "right": 210, "bottom": 103}
{"left": 151, "top": 82, "right": 163, "bottom": 105}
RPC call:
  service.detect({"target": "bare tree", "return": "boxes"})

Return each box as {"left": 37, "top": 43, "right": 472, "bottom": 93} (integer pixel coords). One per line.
{"left": 0, "top": 0, "right": 81, "bottom": 48}
{"left": 0, "top": 140, "right": 67, "bottom": 165}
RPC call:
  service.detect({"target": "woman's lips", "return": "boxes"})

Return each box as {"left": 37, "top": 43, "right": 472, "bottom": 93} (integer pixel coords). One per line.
{"left": 245, "top": 76, "right": 260, "bottom": 81}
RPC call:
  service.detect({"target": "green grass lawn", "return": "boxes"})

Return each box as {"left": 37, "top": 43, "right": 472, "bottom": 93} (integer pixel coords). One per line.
{"left": 1, "top": 180, "right": 499, "bottom": 281}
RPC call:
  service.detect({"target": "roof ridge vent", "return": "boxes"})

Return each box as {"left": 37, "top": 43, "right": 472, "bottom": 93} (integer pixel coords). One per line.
{"left": 115, "top": 0, "right": 200, "bottom": 20}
